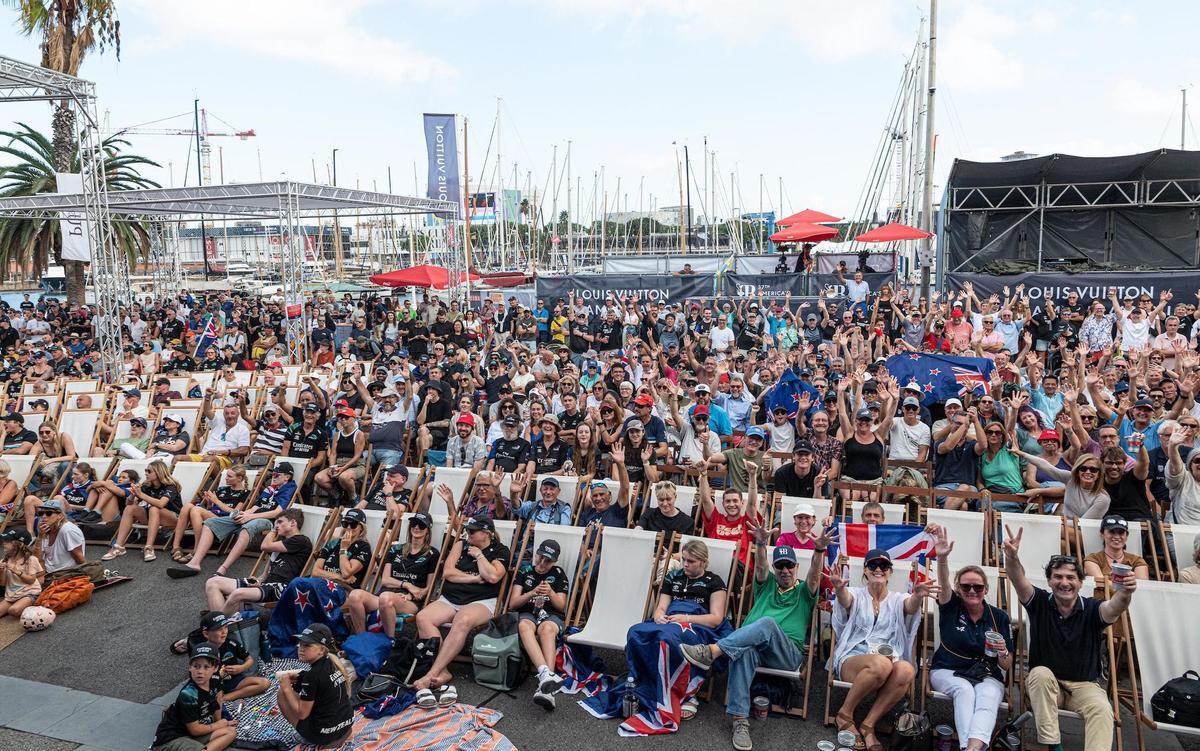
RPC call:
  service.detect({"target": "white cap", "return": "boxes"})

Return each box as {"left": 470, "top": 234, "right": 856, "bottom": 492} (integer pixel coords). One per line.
{"left": 904, "top": 381, "right": 922, "bottom": 393}
{"left": 945, "top": 398, "right": 963, "bottom": 408}
{"left": 163, "top": 412, "right": 185, "bottom": 426}
{"left": 792, "top": 503, "right": 816, "bottom": 518}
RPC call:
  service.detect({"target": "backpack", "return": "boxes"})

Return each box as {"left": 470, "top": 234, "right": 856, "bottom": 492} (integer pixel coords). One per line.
{"left": 471, "top": 612, "right": 527, "bottom": 692}
{"left": 1151, "top": 670, "right": 1200, "bottom": 728}
{"left": 35, "top": 575, "right": 94, "bottom": 614}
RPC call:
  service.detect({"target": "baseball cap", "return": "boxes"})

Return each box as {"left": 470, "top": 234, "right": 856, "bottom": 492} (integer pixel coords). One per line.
{"left": 536, "top": 539, "right": 562, "bottom": 561}
{"left": 464, "top": 514, "right": 495, "bottom": 532}
{"left": 200, "top": 612, "right": 231, "bottom": 631}
{"left": 902, "top": 396, "right": 921, "bottom": 408}
{"left": 457, "top": 412, "right": 476, "bottom": 427}
{"left": 1101, "top": 514, "right": 1129, "bottom": 532}
{"left": 694, "top": 383, "right": 711, "bottom": 394}
{"left": 693, "top": 405, "right": 710, "bottom": 418}
{"left": 163, "top": 412, "right": 185, "bottom": 426}
{"left": 745, "top": 425, "right": 767, "bottom": 441}
{"left": 409, "top": 511, "right": 432, "bottom": 529}
{"left": 37, "top": 498, "right": 65, "bottom": 513}
{"left": 262, "top": 404, "right": 279, "bottom": 414}
{"left": 385, "top": 464, "right": 409, "bottom": 477}
{"left": 2, "top": 412, "right": 23, "bottom": 424}
{"left": 294, "top": 623, "right": 335, "bottom": 648}
{"left": 130, "top": 416, "right": 149, "bottom": 429}
{"left": 273, "top": 462, "right": 295, "bottom": 477}
{"left": 806, "top": 314, "right": 817, "bottom": 322}
{"left": 336, "top": 407, "right": 357, "bottom": 418}
{"left": 0, "top": 528, "right": 31, "bottom": 545}
{"left": 1038, "top": 429, "right": 1060, "bottom": 442}
{"left": 189, "top": 642, "right": 221, "bottom": 664}
{"left": 951, "top": 309, "right": 963, "bottom": 318}
{"left": 772, "top": 546, "right": 798, "bottom": 566}
{"left": 904, "top": 382, "right": 922, "bottom": 393}
{"left": 1114, "top": 382, "right": 1130, "bottom": 394}
{"left": 792, "top": 503, "right": 816, "bottom": 518}
{"left": 123, "top": 387, "right": 141, "bottom": 399}
{"left": 342, "top": 508, "right": 367, "bottom": 526}
{"left": 302, "top": 403, "right": 321, "bottom": 413}
{"left": 634, "top": 394, "right": 654, "bottom": 407}
{"left": 1133, "top": 398, "right": 1154, "bottom": 410}
{"left": 793, "top": 442, "right": 813, "bottom": 455}
{"left": 945, "top": 398, "right": 963, "bottom": 409}
{"left": 855, "top": 408, "right": 873, "bottom": 420}
{"left": 541, "top": 476, "right": 560, "bottom": 488}
{"left": 865, "top": 548, "right": 892, "bottom": 564}
{"left": 625, "top": 418, "right": 645, "bottom": 432}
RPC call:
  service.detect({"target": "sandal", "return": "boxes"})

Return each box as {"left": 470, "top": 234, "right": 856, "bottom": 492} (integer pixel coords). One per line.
{"left": 170, "top": 638, "right": 189, "bottom": 655}
{"left": 680, "top": 697, "right": 699, "bottom": 720}
{"left": 859, "top": 724, "right": 883, "bottom": 751}
{"left": 143, "top": 547, "right": 157, "bottom": 562}
{"left": 415, "top": 688, "right": 437, "bottom": 709}
{"left": 101, "top": 546, "right": 127, "bottom": 561}
{"left": 171, "top": 549, "right": 187, "bottom": 563}
{"left": 836, "top": 713, "right": 867, "bottom": 751}
{"left": 437, "top": 685, "right": 458, "bottom": 706}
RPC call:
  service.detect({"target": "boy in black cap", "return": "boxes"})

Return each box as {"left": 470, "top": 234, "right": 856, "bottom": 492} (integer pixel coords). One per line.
{"left": 152, "top": 642, "right": 236, "bottom": 751}
{"left": 199, "top": 612, "right": 270, "bottom": 701}
{"left": 508, "top": 538, "right": 569, "bottom": 710}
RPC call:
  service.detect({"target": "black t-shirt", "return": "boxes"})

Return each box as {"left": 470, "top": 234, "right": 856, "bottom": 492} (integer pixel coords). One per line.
{"left": 595, "top": 321, "right": 620, "bottom": 351}
{"left": 422, "top": 397, "right": 452, "bottom": 431}
{"left": 568, "top": 323, "right": 592, "bottom": 354}
{"left": 637, "top": 507, "right": 695, "bottom": 539}
{"left": 1022, "top": 586, "right": 1109, "bottom": 682}
{"left": 216, "top": 636, "right": 252, "bottom": 689}
{"left": 483, "top": 374, "right": 511, "bottom": 404}
{"left": 440, "top": 540, "right": 511, "bottom": 605}
{"left": 1103, "top": 473, "right": 1154, "bottom": 521}
{"left": 532, "top": 439, "right": 571, "bottom": 474}
{"left": 558, "top": 409, "right": 584, "bottom": 432}
{"left": 841, "top": 436, "right": 885, "bottom": 481}
{"left": 265, "top": 534, "right": 313, "bottom": 585}
{"left": 382, "top": 544, "right": 440, "bottom": 590}
{"left": 152, "top": 427, "right": 190, "bottom": 455}
{"left": 1059, "top": 303, "right": 1086, "bottom": 332}
{"left": 514, "top": 563, "right": 569, "bottom": 617}
{"left": 284, "top": 422, "right": 328, "bottom": 459}
{"left": 772, "top": 463, "right": 816, "bottom": 497}
{"left": 153, "top": 678, "right": 219, "bottom": 746}
{"left": 489, "top": 436, "right": 531, "bottom": 472}
{"left": 295, "top": 655, "right": 355, "bottom": 745}
{"left": 143, "top": 483, "right": 183, "bottom": 514}
{"left": 364, "top": 486, "right": 412, "bottom": 512}
{"left": 213, "top": 486, "right": 249, "bottom": 513}
{"left": 662, "top": 568, "right": 726, "bottom": 610}
{"left": 317, "top": 539, "right": 372, "bottom": 588}
{"left": 2, "top": 428, "right": 36, "bottom": 452}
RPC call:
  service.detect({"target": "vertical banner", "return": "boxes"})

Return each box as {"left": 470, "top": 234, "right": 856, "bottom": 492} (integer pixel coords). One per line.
{"left": 54, "top": 172, "right": 91, "bottom": 262}
{"left": 422, "top": 113, "right": 460, "bottom": 204}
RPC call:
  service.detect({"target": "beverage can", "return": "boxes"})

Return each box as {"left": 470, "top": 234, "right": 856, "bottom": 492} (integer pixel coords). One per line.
{"left": 935, "top": 724, "right": 954, "bottom": 751}
{"left": 752, "top": 695, "right": 770, "bottom": 719}
{"left": 1110, "top": 562, "right": 1132, "bottom": 590}
{"left": 984, "top": 630, "right": 1004, "bottom": 657}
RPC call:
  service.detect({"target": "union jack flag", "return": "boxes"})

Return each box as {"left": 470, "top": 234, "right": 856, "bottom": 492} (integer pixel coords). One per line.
{"left": 822, "top": 523, "right": 936, "bottom": 601}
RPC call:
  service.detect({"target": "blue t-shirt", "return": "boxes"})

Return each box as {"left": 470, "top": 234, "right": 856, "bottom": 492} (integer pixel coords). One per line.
{"left": 1118, "top": 418, "right": 1162, "bottom": 454}
{"left": 533, "top": 307, "right": 550, "bottom": 332}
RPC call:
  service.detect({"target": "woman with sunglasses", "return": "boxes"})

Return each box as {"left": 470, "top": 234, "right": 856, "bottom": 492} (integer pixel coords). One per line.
{"left": 595, "top": 395, "right": 626, "bottom": 454}
{"left": 313, "top": 508, "right": 372, "bottom": 591}
{"left": 972, "top": 418, "right": 1026, "bottom": 508}
{"left": 346, "top": 511, "right": 438, "bottom": 638}
{"left": 1012, "top": 439, "right": 1109, "bottom": 519}
{"left": 829, "top": 548, "right": 928, "bottom": 751}
{"left": 26, "top": 419, "right": 77, "bottom": 499}
{"left": 928, "top": 525, "right": 1013, "bottom": 751}
{"left": 1165, "top": 427, "right": 1200, "bottom": 525}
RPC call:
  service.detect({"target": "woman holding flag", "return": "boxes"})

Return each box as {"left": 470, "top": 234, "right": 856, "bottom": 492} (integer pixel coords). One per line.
{"left": 829, "top": 547, "right": 929, "bottom": 751}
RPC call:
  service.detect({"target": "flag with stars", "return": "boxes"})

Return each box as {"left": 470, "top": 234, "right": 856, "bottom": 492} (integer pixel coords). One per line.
{"left": 885, "top": 353, "right": 994, "bottom": 405}
{"left": 267, "top": 577, "right": 349, "bottom": 658}
{"left": 765, "top": 368, "right": 822, "bottom": 418}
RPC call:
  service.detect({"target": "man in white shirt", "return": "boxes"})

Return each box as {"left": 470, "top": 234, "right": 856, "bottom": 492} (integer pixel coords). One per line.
{"left": 24, "top": 311, "right": 51, "bottom": 344}
{"left": 882, "top": 396, "right": 931, "bottom": 462}
{"left": 125, "top": 310, "right": 147, "bottom": 344}
{"left": 709, "top": 316, "right": 736, "bottom": 359}
{"left": 190, "top": 402, "right": 251, "bottom": 470}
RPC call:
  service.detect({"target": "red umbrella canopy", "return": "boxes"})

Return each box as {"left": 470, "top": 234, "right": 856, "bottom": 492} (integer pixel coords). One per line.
{"left": 368, "top": 264, "right": 481, "bottom": 289}
{"left": 775, "top": 208, "right": 842, "bottom": 227}
{"left": 769, "top": 222, "right": 839, "bottom": 244}
{"left": 854, "top": 222, "right": 932, "bottom": 243}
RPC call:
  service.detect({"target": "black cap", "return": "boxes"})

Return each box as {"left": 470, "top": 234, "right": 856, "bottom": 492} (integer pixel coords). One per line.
{"left": 342, "top": 508, "right": 367, "bottom": 525}
{"left": 464, "top": 514, "right": 495, "bottom": 532}
{"left": 273, "top": 462, "right": 295, "bottom": 476}
{"left": 1101, "top": 514, "right": 1129, "bottom": 532}
{"left": 2, "top": 412, "right": 23, "bottom": 424}
{"left": 294, "top": 623, "right": 335, "bottom": 648}
{"left": 865, "top": 548, "right": 892, "bottom": 564}
{"left": 793, "top": 442, "right": 814, "bottom": 455}
{"left": 1133, "top": 398, "right": 1155, "bottom": 410}
{"left": 189, "top": 642, "right": 221, "bottom": 664}
{"left": 200, "top": 612, "right": 231, "bottom": 631}
{"left": 535, "top": 539, "right": 561, "bottom": 561}
{"left": 302, "top": 403, "right": 321, "bottom": 413}
{"left": 0, "top": 528, "right": 31, "bottom": 545}
{"left": 410, "top": 511, "right": 433, "bottom": 529}
{"left": 385, "top": 464, "right": 409, "bottom": 476}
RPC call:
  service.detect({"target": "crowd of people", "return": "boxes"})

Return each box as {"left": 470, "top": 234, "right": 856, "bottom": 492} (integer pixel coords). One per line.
{"left": 0, "top": 276, "right": 1196, "bottom": 751}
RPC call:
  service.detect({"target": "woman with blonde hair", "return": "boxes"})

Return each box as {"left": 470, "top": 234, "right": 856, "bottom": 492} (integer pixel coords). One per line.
{"left": 276, "top": 623, "right": 355, "bottom": 748}
{"left": 0, "top": 460, "right": 21, "bottom": 527}
{"left": 103, "top": 459, "right": 183, "bottom": 562}
{"left": 170, "top": 465, "right": 251, "bottom": 563}
{"left": 26, "top": 419, "right": 77, "bottom": 499}
{"left": 1011, "top": 448, "right": 1109, "bottom": 520}
{"left": 0, "top": 528, "right": 43, "bottom": 619}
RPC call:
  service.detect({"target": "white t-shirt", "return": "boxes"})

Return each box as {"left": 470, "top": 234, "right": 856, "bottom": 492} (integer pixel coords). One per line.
{"left": 1166, "top": 462, "right": 1200, "bottom": 526}
{"left": 709, "top": 325, "right": 735, "bottom": 353}
{"left": 40, "top": 522, "right": 85, "bottom": 572}
{"left": 888, "top": 419, "right": 931, "bottom": 461}
{"left": 767, "top": 421, "right": 797, "bottom": 455}
{"left": 1120, "top": 314, "right": 1152, "bottom": 350}
{"left": 679, "top": 424, "right": 722, "bottom": 463}
{"left": 201, "top": 413, "right": 251, "bottom": 453}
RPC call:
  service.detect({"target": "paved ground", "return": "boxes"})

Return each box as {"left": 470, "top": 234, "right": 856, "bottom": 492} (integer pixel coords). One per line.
{"left": 0, "top": 547, "right": 1193, "bottom": 750}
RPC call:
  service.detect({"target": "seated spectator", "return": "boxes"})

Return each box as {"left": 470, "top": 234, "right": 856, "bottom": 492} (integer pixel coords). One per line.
{"left": 774, "top": 502, "right": 819, "bottom": 549}
{"left": 35, "top": 498, "right": 87, "bottom": 580}
{"left": 276, "top": 624, "right": 355, "bottom": 748}
{"left": 169, "top": 462, "right": 297, "bottom": 578}
{"left": 203, "top": 507, "right": 312, "bottom": 616}
{"left": 103, "top": 459, "right": 183, "bottom": 562}
{"left": 54, "top": 462, "right": 98, "bottom": 522}
{"left": 151, "top": 642, "right": 237, "bottom": 751}
{"left": 973, "top": 419, "right": 1026, "bottom": 506}
{"left": 0, "top": 461, "right": 20, "bottom": 526}
{"left": 839, "top": 407, "right": 887, "bottom": 501}
{"left": 0, "top": 528, "right": 43, "bottom": 620}
{"left": 1082, "top": 514, "right": 1150, "bottom": 582}
{"left": 198, "top": 612, "right": 270, "bottom": 702}
{"left": 829, "top": 549, "right": 925, "bottom": 751}
{"left": 86, "top": 468, "right": 138, "bottom": 524}
{"left": 412, "top": 514, "right": 510, "bottom": 705}
{"left": 1013, "top": 448, "right": 1108, "bottom": 520}
{"left": 705, "top": 425, "right": 769, "bottom": 493}
{"left": 512, "top": 476, "right": 572, "bottom": 526}
{"left": 313, "top": 407, "right": 368, "bottom": 506}
{"left": 26, "top": 419, "right": 77, "bottom": 498}
{"left": 312, "top": 508, "right": 372, "bottom": 591}
{"left": 170, "top": 466, "right": 250, "bottom": 563}
{"left": 636, "top": 480, "right": 695, "bottom": 544}
{"left": 99, "top": 416, "right": 151, "bottom": 459}
{"left": 248, "top": 404, "right": 288, "bottom": 464}
{"left": 1179, "top": 536, "right": 1200, "bottom": 584}
{"left": 509, "top": 538, "right": 570, "bottom": 711}
{"left": 1165, "top": 429, "right": 1200, "bottom": 525}
{"left": 346, "top": 511, "right": 439, "bottom": 638}
{"left": 2, "top": 412, "right": 36, "bottom": 454}
{"left": 148, "top": 413, "right": 191, "bottom": 458}
{"left": 698, "top": 463, "right": 761, "bottom": 567}
{"left": 185, "top": 403, "right": 251, "bottom": 472}
{"left": 360, "top": 464, "right": 413, "bottom": 523}
{"left": 772, "top": 443, "right": 825, "bottom": 500}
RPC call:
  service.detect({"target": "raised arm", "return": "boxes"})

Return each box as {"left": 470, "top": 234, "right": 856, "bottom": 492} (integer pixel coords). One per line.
{"left": 1001, "top": 525, "right": 1034, "bottom": 604}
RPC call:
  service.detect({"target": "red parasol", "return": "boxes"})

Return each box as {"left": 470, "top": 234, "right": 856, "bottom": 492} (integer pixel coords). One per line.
{"left": 775, "top": 208, "right": 842, "bottom": 227}
{"left": 769, "top": 222, "right": 839, "bottom": 244}
{"left": 854, "top": 222, "right": 932, "bottom": 243}
{"left": 368, "top": 264, "right": 481, "bottom": 289}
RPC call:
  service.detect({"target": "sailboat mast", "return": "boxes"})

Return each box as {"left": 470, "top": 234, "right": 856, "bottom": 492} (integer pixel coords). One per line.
{"left": 566, "top": 141, "right": 573, "bottom": 272}
{"left": 462, "top": 117, "right": 471, "bottom": 279}
{"left": 920, "top": 0, "right": 937, "bottom": 300}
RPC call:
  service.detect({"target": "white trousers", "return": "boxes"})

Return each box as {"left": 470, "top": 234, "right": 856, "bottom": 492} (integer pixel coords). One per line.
{"left": 930, "top": 668, "right": 1005, "bottom": 748}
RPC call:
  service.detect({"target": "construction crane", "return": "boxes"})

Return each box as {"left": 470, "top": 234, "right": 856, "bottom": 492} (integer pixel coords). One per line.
{"left": 106, "top": 104, "right": 256, "bottom": 185}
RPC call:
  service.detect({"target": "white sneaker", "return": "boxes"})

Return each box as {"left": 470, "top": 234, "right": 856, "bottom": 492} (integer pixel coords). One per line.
{"left": 538, "top": 671, "right": 563, "bottom": 694}
{"left": 533, "top": 689, "right": 556, "bottom": 711}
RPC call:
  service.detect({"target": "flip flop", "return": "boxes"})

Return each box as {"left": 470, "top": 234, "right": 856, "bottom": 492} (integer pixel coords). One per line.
{"left": 170, "top": 638, "right": 189, "bottom": 655}
{"left": 681, "top": 697, "right": 699, "bottom": 720}
{"left": 167, "top": 566, "right": 200, "bottom": 579}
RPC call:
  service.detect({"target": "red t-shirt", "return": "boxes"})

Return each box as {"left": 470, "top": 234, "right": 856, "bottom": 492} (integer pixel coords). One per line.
{"left": 702, "top": 509, "right": 759, "bottom": 564}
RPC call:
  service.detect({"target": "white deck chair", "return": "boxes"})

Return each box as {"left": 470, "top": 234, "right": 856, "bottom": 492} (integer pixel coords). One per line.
{"left": 1129, "top": 580, "right": 1200, "bottom": 738}
{"left": 281, "top": 365, "right": 303, "bottom": 386}
{"left": 21, "top": 393, "right": 60, "bottom": 416}
{"left": 1076, "top": 518, "right": 1146, "bottom": 559}
{"left": 171, "top": 462, "right": 212, "bottom": 505}
{"left": 275, "top": 457, "right": 313, "bottom": 487}
{"left": 925, "top": 566, "right": 1009, "bottom": 707}
{"left": 433, "top": 466, "right": 474, "bottom": 505}
{"left": 845, "top": 557, "right": 918, "bottom": 594}
{"left": 1170, "top": 524, "right": 1200, "bottom": 581}
{"left": 63, "top": 380, "right": 99, "bottom": 395}
{"left": 67, "top": 393, "right": 103, "bottom": 409}
{"left": 191, "top": 371, "right": 218, "bottom": 390}
{"left": 926, "top": 508, "right": 988, "bottom": 566}
{"left": 778, "top": 497, "right": 834, "bottom": 532}
{"left": 997, "top": 513, "right": 1065, "bottom": 571}
{"left": 3, "top": 455, "right": 38, "bottom": 488}
{"left": 850, "top": 499, "right": 907, "bottom": 524}
{"left": 112, "top": 458, "right": 154, "bottom": 482}
{"left": 678, "top": 534, "right": 737, "bottom": 589}
{"left": 23, "top": 381, "right": 51, "bottom": 396}
{"left": 292, "top": 503, "right": 333, "bottom": 547}
{"left": 167, "top": 376, "right": 191, "bottom": 395}
{"left": 59, "top": 409, "right": 102, "bottom": 453}
{"left": 528, "top": 523, "right": 587, "bottom": 586}
{"left": 568, "top": 526, "right": 661, "bottom": 650}
{"left": 493, "top": 519, "right": 520, "bottom": 551}
{"left": 75, "top": 456, "right": 117, "bottom": 482}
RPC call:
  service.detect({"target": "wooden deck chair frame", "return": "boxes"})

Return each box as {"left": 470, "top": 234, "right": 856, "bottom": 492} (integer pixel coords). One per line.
{"left": 357, "top": 508, "right": 396, "bottom": 586}
{"left": 566, "top": 526, "right": 662, "bottom": 650}
{"left": 0, "top": 455, "right": 40, "bottom": 530}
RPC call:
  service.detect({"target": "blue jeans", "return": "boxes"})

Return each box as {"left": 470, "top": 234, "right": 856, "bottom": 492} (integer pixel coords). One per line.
{"left": 717, "top": 618, "right": 803, "bottom": 717}
{"left": 371, "top": 447, "right": 404, "bottom": 468}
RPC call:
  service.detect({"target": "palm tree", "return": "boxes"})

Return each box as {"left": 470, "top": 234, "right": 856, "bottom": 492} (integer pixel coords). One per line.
{"left": 5, "top": 0, "right": 121, "bottom": 303}
{"left": 0, "top": 122, "right": 160, "bottom": 281}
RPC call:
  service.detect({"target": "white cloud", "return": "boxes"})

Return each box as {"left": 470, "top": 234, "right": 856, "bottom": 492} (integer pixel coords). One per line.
{"left": 125, "top": 0, "right": 453, "bottom": 84}
{"left": 940, "top": 4, "right": 1026, "bottom": 91}
{"left": 1111, "top": 78, "right": 1183, "bottom": 116}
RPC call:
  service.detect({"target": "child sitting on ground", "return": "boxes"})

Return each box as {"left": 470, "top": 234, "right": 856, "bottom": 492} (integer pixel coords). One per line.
{"left": 152, "top": 642, "right": 237, "bottom": 751}
{"left": 0, "top": 528, "right": 43, "bottom": 619}
{"left": 198, "top": 612, "right": 270, "bottom": 702}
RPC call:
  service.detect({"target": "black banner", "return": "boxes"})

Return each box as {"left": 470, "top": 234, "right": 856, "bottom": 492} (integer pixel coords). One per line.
{"left": 947, "top": 271, "right": 1200, "bottom": 317}
{"left": 723, "top": 273, "right": 809, "bottom": 299}
{"left": 810, "top": 271, "right": 895, "bottom": 298}
{"left": 535, "top": 273, "right": 717, "bottom": 315}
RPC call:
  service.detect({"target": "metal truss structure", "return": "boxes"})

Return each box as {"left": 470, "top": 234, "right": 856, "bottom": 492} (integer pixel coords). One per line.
{"left": 0, "top": 54, "right": 127, "bottom": 381}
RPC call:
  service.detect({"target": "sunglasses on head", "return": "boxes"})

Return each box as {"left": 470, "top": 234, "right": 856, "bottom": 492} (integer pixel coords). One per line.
{"left": 1049, "top": 554, "right": 1078, "bottom": 568}
{"left": 958, "top": 583, "right": 986, "bottom": 593}
{"left": 866, "top": 560, "right": 892, "bottom": 572}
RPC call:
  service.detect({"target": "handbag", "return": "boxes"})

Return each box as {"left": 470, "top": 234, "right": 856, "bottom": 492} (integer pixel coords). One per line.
{"left": 890, "top": 710, "right": 934, "bottom": 751}
{"left": 1151, "top": 670, "right": 1200, "bottom": 728}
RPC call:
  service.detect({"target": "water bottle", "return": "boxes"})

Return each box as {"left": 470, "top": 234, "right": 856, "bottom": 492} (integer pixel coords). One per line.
{"left": 621, "top": 676, "right": 639, "bottom": 719}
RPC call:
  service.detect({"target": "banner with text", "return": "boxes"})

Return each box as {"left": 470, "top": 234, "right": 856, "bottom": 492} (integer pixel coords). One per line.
{"left": 55, "top": 172, "right": 91, "bottom": 263}
{"left": 947, "top": 271, "right": 1200, "bottom": 317}
{"left": 422, "top": 113, "right": 460, "bottom": 205}
{"left": 536, "top": 274, "right": 717, "bottom": 314}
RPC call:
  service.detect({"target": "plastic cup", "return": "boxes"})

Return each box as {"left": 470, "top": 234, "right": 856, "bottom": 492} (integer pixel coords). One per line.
{"left": 1110, "top": 562, "right": 1132, "bottom": 590}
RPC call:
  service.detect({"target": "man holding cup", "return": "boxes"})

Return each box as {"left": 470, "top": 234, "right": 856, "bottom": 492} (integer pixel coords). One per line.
{"left": 1002, "top": 525, "right": 1136, "bottom": 751}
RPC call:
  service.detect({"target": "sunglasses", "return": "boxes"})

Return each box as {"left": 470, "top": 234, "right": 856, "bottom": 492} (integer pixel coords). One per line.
{"left": 342, "top": 521, "right": 360, "bottom": 529}
{"left": 958, "top": 583, "right": 986, "bottom": 593}
{"left": 985, "top": 430, "right": 1005, "bottom": 436}
{"left": 1077, "top": 466, "right": 1100, "bottom": 474}
{"left": 36, "top": 509, "right": 58, "bottom": 516}
{"left": 773, "top": 561, "right": 796, "bottom": 571}
{"left": 865, "top": 560, "right": 892, "bottom": 572}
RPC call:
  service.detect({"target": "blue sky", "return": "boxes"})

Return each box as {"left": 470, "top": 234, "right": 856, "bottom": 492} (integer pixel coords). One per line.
{"left": 1, "top": 0, "right": 1196, "bottom": 222}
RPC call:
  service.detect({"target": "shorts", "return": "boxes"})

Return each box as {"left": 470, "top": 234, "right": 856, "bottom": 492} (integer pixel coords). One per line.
{"left": 188, "top": 454, "right": 234, "bottom": 470}
{"left": 435, "top": 596, "right": 496, "bottom": 615}
{"left": 5, "top": 591, "right": 37, "bottom": 604}
{"left": 518, "top": 611, "right": 564, "bottom": 632}
{"left": 204, "top": 515, "right": 272, "bottom": 542}
{"left": 335, "top": 465, "right": 366, "bottom": 481}
{"left": 221, "top": 671, "right": 248, "bottom": 692}
{"left": 233, "top": 579, "right": 287, "bottom": 603}
{"left": 155, "top": 734, "right": 210, "bottom": 751}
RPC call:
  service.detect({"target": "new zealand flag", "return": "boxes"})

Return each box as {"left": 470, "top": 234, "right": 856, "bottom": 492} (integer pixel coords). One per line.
{"left": 885, "top": 353, "right": 994, "bottom": 406}
{"left": 267, "top": 577, "right": 349, "bottom": 658}
{"left": 765, "top": 369, "right": 822, "bottom": 418}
